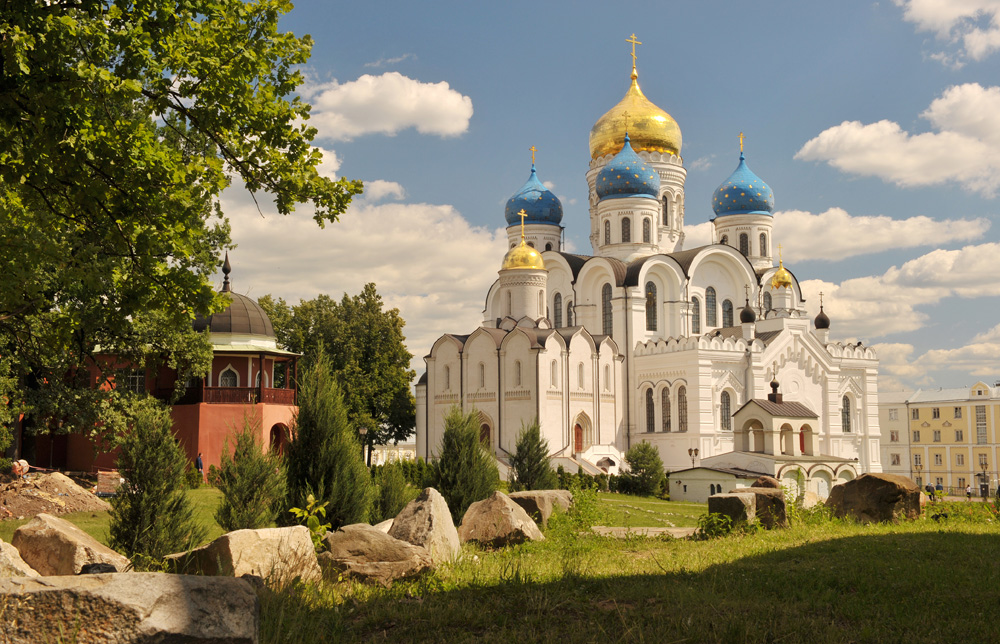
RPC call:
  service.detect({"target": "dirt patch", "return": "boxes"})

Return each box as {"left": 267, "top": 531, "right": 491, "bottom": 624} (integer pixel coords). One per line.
{"left": 0, "top": 472, "right": 111, "bottom": 520}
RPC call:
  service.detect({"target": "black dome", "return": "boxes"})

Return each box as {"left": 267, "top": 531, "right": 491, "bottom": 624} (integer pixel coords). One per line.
{"left": 193, "top": 292, "right": 275, "bottom": 337}
{"left": 814, "top": 306, "right": 830, "bottom": 330}
{"left": 740, "top": 301, "right": 756, "bottom": 324}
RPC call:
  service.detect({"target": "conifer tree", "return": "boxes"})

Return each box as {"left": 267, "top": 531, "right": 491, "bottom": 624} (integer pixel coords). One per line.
{"left": 371, "top": 462, "right": 418, "bottom": 524}
{"left": 509, "top": 419, "right": 557, "bottom": 492}
{"left": 215, "top": 416, "right": 285, "bottom": 531}
{"left": 624, "top": 442, "right": 665, "bottom": 497}
{"left": 432, "top": 407, "right": 499, "bottom": 522}
{"left": 283, "top": 347, "right": 373, "bottom": 529}
{"left": 109, "top": 399, "right": 205, "bottom": 568}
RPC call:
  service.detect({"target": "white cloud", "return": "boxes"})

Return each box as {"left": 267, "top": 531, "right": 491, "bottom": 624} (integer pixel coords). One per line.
{"left": 220, "top": 187, "right": 506, "bottom": 371}
{"left": 687, "top": 156, "right": 715, "bottom": 172}
{"left": 796, "top": 83, "right": 1000, "bottom": 195}
{"left": 315, "top": 147, "right": 341, "bottom": 179}
{"left": 303, "top": 72, "right": 473, "bottom": 141}
{"left": 685, "top": 221, "right": 714, "bottom": 248}
{"left": 364, "top": 53, "right": 416, "bottom": 68}
{"left": 895, "top": 0, "right": 1000, "bottom": 62}
{"left": 359, "top": 180, "right": 405, "bottom": 203}
{"left": 876, "top": 323, "right": 1000, "bottom": 386}
{"left": 775, "top": 207, "right": 990, "bottom": 262}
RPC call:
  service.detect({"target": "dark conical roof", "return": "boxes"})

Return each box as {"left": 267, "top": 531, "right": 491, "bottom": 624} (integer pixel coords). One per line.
{"left": 193, "top": 292, "right": 274, "bottom": 337}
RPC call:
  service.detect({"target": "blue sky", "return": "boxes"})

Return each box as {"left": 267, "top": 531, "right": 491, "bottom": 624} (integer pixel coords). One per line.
{"left": 221, "top": 0, "right": 1000, "bottom": 392}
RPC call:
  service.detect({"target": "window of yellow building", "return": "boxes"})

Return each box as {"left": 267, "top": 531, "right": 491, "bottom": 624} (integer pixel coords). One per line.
{"left": 933, "top": 407, "right": 940, "bottom": 419}
{"left": 956, "top": 429, "right": 964, "bottom": 441}
{"left": 934, "top": 454, "right": 943, "bottom": 465}
{"left": 957, "top": 453, "right": 965, "bottom": 466}
{"left": 913, "top": 430, "right": 921, "bottom": 442}
{"left": 912, "top": 408, "right": 920, "bottom": 420}
{"left": 890, "top": 430, "right": 899, "bottom": 442}
{"left": 933, "top": 430, "right": 941, "bottom": 442}
{"left": 955, "top": 407, "right": 962, "bottom": 419}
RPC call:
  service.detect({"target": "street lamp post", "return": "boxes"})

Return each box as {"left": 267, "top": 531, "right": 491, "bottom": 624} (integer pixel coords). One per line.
{"left": 914, "top": 462, "right": 922, "bottom": 487}
{"left": 358, "top": 427, "right": 368, "bottom": 463}
{"left": 982, "top": 460, "right": 989, "bottom": 502}
{"left": 688, "top": 447, "right": 699, "bottom": 469}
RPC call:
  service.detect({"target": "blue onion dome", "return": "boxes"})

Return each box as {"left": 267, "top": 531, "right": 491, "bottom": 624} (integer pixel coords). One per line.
{"left": 595, "top": 134, "right": 661, "bottom": 201}
{"left": 504, "top": 165, "right": 563, "bottom": 226}
{"left": 712, "top": 151, "right": 774, "bottom": 217}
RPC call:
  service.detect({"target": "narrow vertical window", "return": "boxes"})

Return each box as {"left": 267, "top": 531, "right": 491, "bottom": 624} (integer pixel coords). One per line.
{"left": 478, "top": 363, "right": 485, "bottom": 388}
{"left": 444, "top": 366, "right": 450, "bottom": 391}
{"left": 515, "top": 360, "right": 522, "bottom": 387}
{"left": 842, "top": 396, "right": 852, "bottom": 433}
{"left": 678, "top": 386, "right": 688, "bottom": 432}
{"left": 722, "top": 300, "right": 734, "bottom": 327}
{"left": 706, "top": 287, "right": 717, "bottom": 327}
{"left": 662, "top": 196, "right": 669, "bottom": 226}
{"left": 662, "top": 388, "right": 671, "bottom": 432}
{"left": 721, "top": 391, "right": 732, "bottom": 431}
{"left": 642, "top": 218, "right": 651, "bottom": 243}
{"left": 621, "top": 217, "right": 631, "bottom": 243}
{"left": 505, "top": 290, "right": 511, "bottom": 316}
{"left": 554, "top": 293, "right": 562, "bottom": 327}
{"left": 760, "top": 232, "right": 768, "bottom": 256}
{"left": 578, "top": 363, "right": 584, "bottom": 388}
{"left": 545, "top": 242, "right": 552, "bottom": 251}
{"left": 538, "top": 291, "right": 544, "bottom": 317}
{"left": 645, "top": 389, "right": 655, "bottom": 433}
{"left": 691, "top": 297, "right": 701, "bottom": 334}
{"left": 739, "top": 233, "right": 749, "bottom": 256}
{"left": 645, "top": 282, "right": 657, "bottom": 331}
{"left": 602, "top": 284, "right": 613, "bottom": 335}
{"left": 550, "top": 360, "right": 558, "bottom": 387}
{"left": 763, "top": 292, "right": 772, "bottom": 313}
{"left": 566, "top": 301, "right": 574, "bottom": 326}
{"left": 720, "top": 234, "right": 728, "bottom": 245}
{"left": 604, "top": 220, "right": 611, "bottom": 245}
{"left": 603, "top": 364, "right": 610, "bottom": 390}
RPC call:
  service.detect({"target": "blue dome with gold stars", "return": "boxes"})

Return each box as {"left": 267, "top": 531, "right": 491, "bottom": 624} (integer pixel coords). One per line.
{"left": 712, "top": 152, "right": 774, "bottom": 217}
{"left": 596, "top": 134, "right": 660, "bottom": 201}
{"left": 504, "top": 165, "right": 563, "bottom": 226}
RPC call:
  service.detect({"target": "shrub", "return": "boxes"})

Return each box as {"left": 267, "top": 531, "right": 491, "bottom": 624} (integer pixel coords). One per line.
{"left": 215, "top": 416, "right": 286, "bottom": 531}
{"left": 206, "top": 464, "right": 222, "bottom": 487}
{"left": 508, "top": 419, "right": 556, "bottom": 492}
{"left": 371, "top": 462, "right": 418, "bottom": 524}
{"left": 108, "top": 398, "right": 205, "bottom": 567}
{"left": 431, "top": 406, "right": 499, "bottom": 523}
{"left": 397, "top": 457, "right": 432, "bottom": 488}
{"left": 623, "top": 442, "right": 664, "bottom": 496}
{"left": 184, "top": 461, "right": 202, "bottom": 489}
{"left": 696, "top": 512, "right": 734, "bottom": 539}
{"left": 283, "top": 347, "right": 373, "bottom": 529}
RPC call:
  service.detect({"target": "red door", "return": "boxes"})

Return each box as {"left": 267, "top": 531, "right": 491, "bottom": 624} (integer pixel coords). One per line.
{"left": 799, "top": 430, "right": 805, "bottom": 454}
{"left": 574, "top": 424, "right": 583, "bottom": 453}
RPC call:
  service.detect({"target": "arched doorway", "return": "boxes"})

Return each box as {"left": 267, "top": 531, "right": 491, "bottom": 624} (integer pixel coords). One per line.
{"left": 574, "top": 424, "right": 583, "bottom": 453}
{"left": 480, "top": 424, "right": 491, "bottom": 446}
{"left": 269, "top": 424, "right": 288, "bottom": 455}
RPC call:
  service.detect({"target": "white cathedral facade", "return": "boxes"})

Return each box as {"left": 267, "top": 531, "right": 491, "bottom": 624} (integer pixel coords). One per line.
{"left": 415, "top": 55, "right": 881, "bottom": 496}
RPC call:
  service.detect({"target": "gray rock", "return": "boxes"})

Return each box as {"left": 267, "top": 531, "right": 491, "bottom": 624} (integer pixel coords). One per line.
{"left": 729, "top": 487, "right": 787, "bottom": 528}
{"left": 508, "top": 489, "right": 573, "bottom": 527}
{"left": 374, "top": 518, "right": 394, "bottom": 533}
{"left": 166, "top": 526, "right": 321, "bottom": 586}
{"left": 458, "top": 491, "right": 545, "bottom": 547}
{"left": 0, "top": 539, "right": 38, "bottom": 578}
{"left": 388, "top": 487, "right": 460, "bottom": 564}
{"left": 826, "top": 473, "right": 921, "bottom": 523}
{"left": 0, "top": 572, "right": 258, "bottom": 643}
{"left": 707, "top": 493, "right": 756, "bottom": 525}
{"left": 11, "top": 513, "right": 130, "bottom": 576}
{"left": 751, "top": 475, "right": 782, "bottom": 489}
{"left": 320, "top": 523, "right": 433, "bottom": 585}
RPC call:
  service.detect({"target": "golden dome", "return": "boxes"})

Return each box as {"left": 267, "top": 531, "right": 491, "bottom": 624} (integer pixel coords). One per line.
{"left": 589, "top": 67, "right": 682, "bottom": 160}
{"left": 501, "top": 240, "right": 545, "bottom": 271}
{"left": 771, "top": 259, "right": 793, "bottom": 290}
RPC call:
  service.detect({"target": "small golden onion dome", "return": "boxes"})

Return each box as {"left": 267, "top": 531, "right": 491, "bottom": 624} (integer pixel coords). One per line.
{"left": 589, "top": 68, "right": 682, "bottom": 160}
{"left": 501, "top": 240, "right": 545, "bottom": 271}
{"left": 771, "top": 259, "right": 793, "bottom": 290}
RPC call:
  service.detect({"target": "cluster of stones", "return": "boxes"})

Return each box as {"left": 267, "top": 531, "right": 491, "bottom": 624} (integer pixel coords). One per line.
{"left": 0, "top": 487, "right": 571, "bottom": 641}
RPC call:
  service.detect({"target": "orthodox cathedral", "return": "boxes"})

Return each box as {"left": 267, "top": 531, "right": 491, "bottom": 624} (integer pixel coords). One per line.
{"left": 415, "top": 41, "right": 881, "bottom": 498}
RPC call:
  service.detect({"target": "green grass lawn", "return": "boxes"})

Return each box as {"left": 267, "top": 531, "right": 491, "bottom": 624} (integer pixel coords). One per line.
{"left": 596, "top": 492, "right": 705, "bottom": 528}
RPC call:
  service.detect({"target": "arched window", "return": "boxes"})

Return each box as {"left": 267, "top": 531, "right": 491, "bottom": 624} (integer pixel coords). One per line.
{"left": 538, "top": 291, "right": 544, "bottom": 317}
{"left": 515, "top": 360, "right": 522, "bottom": 387}
{"left": 505, "top": 290, "right": 511, "bottom": 316}
{"left": 842, "top": 396, "right": 852, "bottom": 433}
{"left": 220, "top": 367, "right": 238, "bottom": 387}
{"left": 722, "top": 300, "right": 734, "bottom": 328}
{"left": 553, "top": 293, "right": 562, "bottom": 327}
{"left": 678, "top": 386, "right": 688, "bottom": 432}
{"left": 720, "top": 234, "right": 728, "bottom": 245}
{"left": 545, "top": 242, "right": 553, "bottom": 251}
{"left": 621, "top": 217, "right": 631, "bottom": 243}
{"left": 444, "top": 366, "right": 450, "bottom": 391}
{"left": 706, "top": 287, "right": 717, "bottom": 327}
{"left": 645, "top": 389, "right": 655, "bottom": 433}
{"left": 566, "top": 301, "right": 574, "bottom": 326}
{"left": 763, "top": 292, "right": 772, "bottom": 313}
{"left": 604, "top": 220, "right": 611, "bottom": 246}
{"left": 602, "top": 284, "right": 613, "bottom": 335}
{"left": 759, "top": 232, "right": 768, "bottom": 256}
{"left": 645, "top": 281, "right": 657, "bottom": 331}
{"left": 662, "top": 196, "right": 669, "bottom": 226}
{"left": 691, "top": 297, "right": 701, "bottom": 334}
{"left": 739, "top": 233, "right": 749, "bottom": 256}
{"left": 662, "top": 388, "right": 671, "bottom": 432}
{"left": 550, "top": 360, "right": 558, "bottom": 387}
{"left": 603, "top": 364, "right": 610, "bottom": 390}
{"left": 577, "top": 362, "right": 585, "bottom": 389}
{"left": 478, "top": 362, "right": 485, "bottom": 388}
{"left": 642, "top": 218, "right": 651, "bottom": 243}
{"left": 721, "top": 391, "right": 732, "bottom": 431}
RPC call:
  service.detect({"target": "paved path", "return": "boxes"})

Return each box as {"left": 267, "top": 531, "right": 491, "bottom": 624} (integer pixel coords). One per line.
{"left": 592, "top": 526, "right": 698, "bottom": 539}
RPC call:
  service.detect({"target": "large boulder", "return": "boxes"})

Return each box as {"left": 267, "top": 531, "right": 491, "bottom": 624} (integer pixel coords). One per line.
{"left": 729, "top": 487, "right": 787, "bottom": 528}
{"left": 0, "top": 573, "right": 258, "bottom": 643}
{"left": 826, "top": 473, "right": 921, "bottom": 523}
{"left": 388, "top": 487, "right": 460, "bottom": 564}
{"left": 0, "top": 539, "right": 38, "bottom": 577}
{"left": 166, "top": 526, "right": 321, "bottom": 586}
{"left": 508, "top": 489, "right": 573, "bottom": 527}
{"left": 707, "top": 493, "right": 756, "bottom": 525}
{"left": 458, "top": 491, "right": 545, "bottom": 548}
{"left": 751, "top": 476, "right": 782, "bottom": 489}
{"left": 11, "top": 513, "right": 130, "bottom": 575}
{"left": 319, "top": 523, "right": 433, "bottom": 585}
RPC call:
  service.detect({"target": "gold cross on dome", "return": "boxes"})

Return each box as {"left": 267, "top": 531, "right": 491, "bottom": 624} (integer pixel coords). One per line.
{"left": 529, "top": 145, "right": 537, "bottom": 165}
{"left": 626, "top": 33, "right": 642, "bottom": 67}
{"left": 744, "top": 284, "right": 750, "bottom": 299}
{"left": 622, "top": 110, "right": 630, "bottom": 134}
{"left": 819, "top": 291, "right": 824, "bottom": 306}
{"left": 739, "top": 131, "right": 745, "bottom": 153}
{"left": 778, "top": 243, "right": 783, "bottom": 261}
{"left": 518, "top": 209, "right": 528, "bottom": 241}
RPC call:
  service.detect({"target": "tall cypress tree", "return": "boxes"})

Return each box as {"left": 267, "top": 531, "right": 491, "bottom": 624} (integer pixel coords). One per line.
{"left": 283, "top": 347, "right": 373, "bottom": 529}
{"left": 509, "top": 419, "right": 557, "bottom": 492}
{"left": 432, "top": 407, "right": 499, "bottom": 523}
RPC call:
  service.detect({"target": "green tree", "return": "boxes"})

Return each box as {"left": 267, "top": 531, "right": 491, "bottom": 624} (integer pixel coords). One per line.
{"left": 508, "top": 419, "right": 556, "bottom": 492}
{"left": 432, "top": 407, "right": 499, "bottom": 523}
{"left": 283, "top": 347, "right": 373, "bottom": 530}
{"left": 371, "top": 462, "right": 418, "bottom": 524}
{"left": 214, "top": 415, "right": 285, "bottom": 531}
{"left": 624, "top": 442, "right": 665, "bottom": 497}
{"left": 0, "top": 0, "right": 362, "bottom": 439}
{"left": 259, "top": 283, "right": 415, "bottom": 450}
{"left": 108, "top": 398, "right": 205, "bottom": 567}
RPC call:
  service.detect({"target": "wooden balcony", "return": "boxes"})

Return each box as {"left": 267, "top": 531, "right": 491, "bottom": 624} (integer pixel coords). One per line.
{"left": 156, "top": 386, "right": 296, "bottom": 406}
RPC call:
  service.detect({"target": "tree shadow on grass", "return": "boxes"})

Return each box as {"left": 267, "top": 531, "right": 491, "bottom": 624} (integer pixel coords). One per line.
{"left": 341, "top": 530, "right": 1000, "bottom": 644}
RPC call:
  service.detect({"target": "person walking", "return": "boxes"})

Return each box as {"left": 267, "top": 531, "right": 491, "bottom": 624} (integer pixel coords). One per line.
{"left": 966, "top": 484, "right": 972, "bottom": 501}
{"left": 195, "top": 453, "right": 204, "bottom": 483}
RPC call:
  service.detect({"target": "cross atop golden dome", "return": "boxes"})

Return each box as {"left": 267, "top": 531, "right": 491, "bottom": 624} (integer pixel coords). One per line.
{"left": 501, "top": 209, "right": 546, "bottom": 271}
